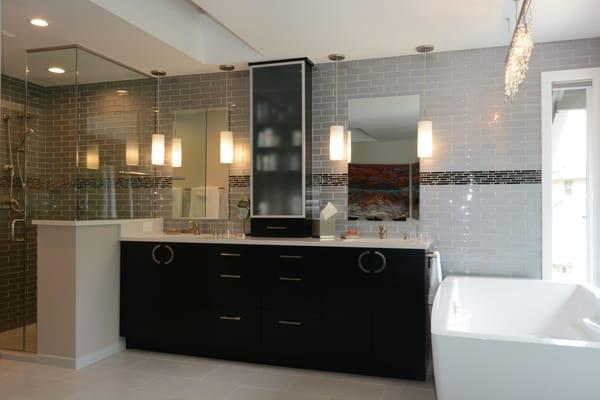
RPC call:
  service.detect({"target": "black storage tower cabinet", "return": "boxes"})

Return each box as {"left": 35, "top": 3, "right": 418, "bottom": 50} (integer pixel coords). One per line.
{"left": 250, "top": 58, "right": 313, "bottom": 237}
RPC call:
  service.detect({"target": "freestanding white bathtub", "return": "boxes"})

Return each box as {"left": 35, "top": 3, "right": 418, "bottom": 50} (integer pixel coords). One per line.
{"left": 431, "top": 277, "right": 600, "bottom": 400}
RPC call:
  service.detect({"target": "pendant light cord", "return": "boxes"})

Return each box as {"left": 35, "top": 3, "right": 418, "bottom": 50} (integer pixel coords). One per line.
{"left": 335, "top": 60, "right": 338, "bottom": 126}
{"left": 156, "top": 76, "right": 160, "bottom": 133}
{"left": 225, "top": 70, "right": 230, "bottom": 130}
{"left": 423, "top": 50, "right": 427, "bottom": 118}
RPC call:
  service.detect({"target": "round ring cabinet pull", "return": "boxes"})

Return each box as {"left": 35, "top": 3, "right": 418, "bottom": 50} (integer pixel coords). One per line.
{"left": 373, "top": 251, "right": 387, "bottom": 274}
{"left": 358, "top": 250, "right": 370, "bottom": 274}
{"left": 151, "top": 245, "right": 161, "bottom": 264}
{"left": 164, "top": 245, "right": 175, "bottom": 264}
{"left": 151, "top": 244, "right": 175, "bottom": 264}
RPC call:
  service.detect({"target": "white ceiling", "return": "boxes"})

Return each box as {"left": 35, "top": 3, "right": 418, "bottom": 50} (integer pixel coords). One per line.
{"left": 2, "top": 0, "right": 599, "bottom": 84}
{"left": 1, "top": 0, "right": 260, "bottom": 83}
{"left": 194, "top": 0, "right": 600, "bottom": 63}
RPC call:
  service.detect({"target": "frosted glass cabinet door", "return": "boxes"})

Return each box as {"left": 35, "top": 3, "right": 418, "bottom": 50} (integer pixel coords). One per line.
{"left": 252, "top": 63, "right": 304, "bottom": 217}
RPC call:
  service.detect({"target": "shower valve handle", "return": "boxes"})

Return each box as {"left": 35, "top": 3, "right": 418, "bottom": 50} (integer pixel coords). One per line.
{"left": 11, "top": 218, "right": 25, "bottom": 242}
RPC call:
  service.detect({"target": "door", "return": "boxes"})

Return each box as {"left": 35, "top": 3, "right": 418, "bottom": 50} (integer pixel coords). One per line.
{"left": 0, "top": 85, "right": 36, "bottom": 353}
{"left": 321, "top": 247, "right": 371, "bottom": 372}
{"left": 370, "top": 249, "right": 427, "bottom": 379}
{"left": 120, "top": 242, "right": 210, "bottom": 353}
{"left": 251, "top": 62, "right": 306, "bottom": 218}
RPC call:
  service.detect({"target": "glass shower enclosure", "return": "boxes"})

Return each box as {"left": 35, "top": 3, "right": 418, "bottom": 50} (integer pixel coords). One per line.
{"left": 0, "top": 45, "right": 157, "bottom": 352}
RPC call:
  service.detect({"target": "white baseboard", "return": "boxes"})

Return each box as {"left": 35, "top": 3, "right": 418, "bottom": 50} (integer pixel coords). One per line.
{"left": 75, "top": 340, "right": 125, "bottom": 369}
{"left": 8, "top": 340, "right": 125, "bottom": 370}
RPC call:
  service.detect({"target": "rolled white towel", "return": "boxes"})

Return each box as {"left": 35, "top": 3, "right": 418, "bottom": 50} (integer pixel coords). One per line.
{"left": 428, "top": 251, "right": 443, "bottom": 305}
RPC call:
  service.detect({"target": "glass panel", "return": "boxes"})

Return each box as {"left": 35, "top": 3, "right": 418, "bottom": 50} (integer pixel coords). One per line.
{"left": 252, "top": 63, "right": 303, "bottom": 217}
{"left": 74, "top": 48, "right": 156, "bottom": 220}
{"left": 27, "top": 48, "right": 78, "bottom": 220}
{"left": 551, "top": 87, "right": 588, "bottom": 283}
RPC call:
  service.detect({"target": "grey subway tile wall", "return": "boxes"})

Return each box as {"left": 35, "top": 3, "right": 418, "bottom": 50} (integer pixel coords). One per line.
{"left": 313, "top": 38, "right": 600, "bottom": 278}
{"left": 159, "top": 38, "right": 600, "bottom": 278}
{"left": 1, "top": 37, "right": 599, "bottom": 337}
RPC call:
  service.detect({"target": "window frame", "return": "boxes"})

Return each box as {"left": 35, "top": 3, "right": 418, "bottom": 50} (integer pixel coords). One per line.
{"left": 541, "top": 67, "right": 600, "bottom": 286}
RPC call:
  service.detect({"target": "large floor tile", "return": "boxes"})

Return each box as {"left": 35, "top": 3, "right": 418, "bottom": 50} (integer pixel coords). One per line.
{"left": 132, "top": 375, "right": 237, "bottom": 400}
{"left": 92, "top": 352, "right": 149, "bottom": 369}
{"left": 64, "top": 387, "right": 171, "bottom": 400}
{"left": 128, "top": 358, "right": 219, "bottom": 380}
{"left": 59, "top": 365, "right": 157, "bottom": 391}
{"left": 226, "top": 387, "right": 334, "bottom": 400}
{"left": 381, "top": 385, "right": 437, "bottom": 400}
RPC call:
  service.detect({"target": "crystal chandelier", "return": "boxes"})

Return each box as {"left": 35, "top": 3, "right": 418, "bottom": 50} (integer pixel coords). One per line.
{"left": 505, "top": 0, "right": 533, "bottom": 101}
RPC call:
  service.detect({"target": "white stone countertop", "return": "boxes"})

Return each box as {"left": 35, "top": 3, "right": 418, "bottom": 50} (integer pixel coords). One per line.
{"left": 120, "top": 233, "right": 432, "bottom": 250}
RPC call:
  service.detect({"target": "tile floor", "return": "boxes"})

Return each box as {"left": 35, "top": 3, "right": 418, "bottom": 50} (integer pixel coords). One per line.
{"left": 0, "top": 350, "right": 436, "bottom": 400}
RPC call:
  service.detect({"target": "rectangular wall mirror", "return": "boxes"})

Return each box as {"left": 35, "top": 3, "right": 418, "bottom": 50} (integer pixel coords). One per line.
{"left": 172, "top": 108, "right": 229, "bottom": 219}
{"left": 347, "top": 95, "right": 420, "bottom": 221}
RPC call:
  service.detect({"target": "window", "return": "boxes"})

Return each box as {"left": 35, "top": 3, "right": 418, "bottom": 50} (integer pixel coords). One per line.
{"left": 542, "top": 68, "right": 600, "bottom": 286}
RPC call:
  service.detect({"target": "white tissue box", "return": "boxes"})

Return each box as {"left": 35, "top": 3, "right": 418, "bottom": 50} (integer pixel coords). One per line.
{"left": 312, "top": 219, "right": 336, "bottom": 239}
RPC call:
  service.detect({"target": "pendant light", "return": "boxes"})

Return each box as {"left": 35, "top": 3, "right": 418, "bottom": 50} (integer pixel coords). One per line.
{"left": 151, "top": 70, "right": 166, "bottom": 165}
{"left": 416, "top": 45, "right": 434, "bottom": 159}
{"left": 505, "top": 0, "right": 534, "bottom": 101}
{"left": 220, "top": 64, "right": 235, "bottom": 164}
{"left": 171, "top": 137, "right": 182, "bottom": 168}
{"left": 329, "top": 54, "right": 347, "bottom": 161}
{"left": 126, "top": 137, "right": 139, "bottom": 166}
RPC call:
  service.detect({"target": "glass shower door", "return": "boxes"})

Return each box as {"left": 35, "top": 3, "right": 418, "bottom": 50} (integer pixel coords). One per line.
{"left": 0, "top": 89, "right": 34, "bottom": 352}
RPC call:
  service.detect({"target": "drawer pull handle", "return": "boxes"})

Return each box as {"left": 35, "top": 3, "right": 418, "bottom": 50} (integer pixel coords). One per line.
{"left": 219, "top": 316, "right": 241, "bottom": 321}
{"left": 266, "top": 226, "right": 287, "bottom": 230}
{"left": 220, "top": 274, "right": 242, "bottom": 279}
{"left": 279, "top": 320, "right": 302, "bottom": 326}
{"left": 280, "top": 255, "right": 303, "bottom": 259}
{"left": 220, "top": 252, "right": 241, "bottom": 257}
{"left": 279, "top": 276, "right": 302, "bottom": 282}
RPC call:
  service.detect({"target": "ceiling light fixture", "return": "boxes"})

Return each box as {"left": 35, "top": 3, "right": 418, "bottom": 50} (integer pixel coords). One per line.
{"left": 505, "top": 0, "right": 534, "bottom": 101}
{"left": 48, "top": 67, "right": 65, "bottom": 74}
{"left": 219, "top": 64, "right": 235, "bottom": 164}
{"left": 328, "top": 54, "right": 347, "bottom": 161}
{"left": 115, "top": 89, "right": 128, "bottom": 96}
{"left": 416, "top": 45, "right": 434, "bottom": 159}
{"left": 30, "top": 18, "right": 48, "bottom": 27}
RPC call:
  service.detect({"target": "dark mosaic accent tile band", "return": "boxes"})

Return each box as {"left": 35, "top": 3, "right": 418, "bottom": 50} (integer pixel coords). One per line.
{"left": 420, "top": 170, "right": 541, "bottom": 185}
{"left": 313, "top": 173, "right": 348, "bottom": 187}
{"left": 230, "top": 175, "right": 250, "bottom": 188}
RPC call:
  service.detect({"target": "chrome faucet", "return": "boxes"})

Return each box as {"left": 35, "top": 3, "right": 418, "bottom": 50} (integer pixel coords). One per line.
{"left": 378, "top": 224, "right": 387, "bottom": 239}
{"left": 181, "top": 220, "right": 200, "bottom": 235}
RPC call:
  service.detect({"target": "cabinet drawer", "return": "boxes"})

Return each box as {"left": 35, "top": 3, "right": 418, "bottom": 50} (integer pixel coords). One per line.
{"left": 251, "top": 218, "right": 311, "bottom": 237}
{"left": 209, "top": 247, "right": 260, "bottom": 307}
{"left": 262, "top": 248, "right": 320, "bottom": 310}
{"left": 208, "top": 306, "right": 260, "bottom": 356}
{"left": 262, "top": 310, "right": 322, "bottom": 362}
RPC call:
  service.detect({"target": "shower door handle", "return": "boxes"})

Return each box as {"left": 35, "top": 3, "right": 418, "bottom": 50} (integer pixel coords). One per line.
{"left": 11, "top": 218, "right": 25, "bottom": 242}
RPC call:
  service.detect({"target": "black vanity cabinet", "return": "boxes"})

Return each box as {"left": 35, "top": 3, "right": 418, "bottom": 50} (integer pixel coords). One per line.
{"left": 120, "top": 242, "right": 428, "bottom": 380}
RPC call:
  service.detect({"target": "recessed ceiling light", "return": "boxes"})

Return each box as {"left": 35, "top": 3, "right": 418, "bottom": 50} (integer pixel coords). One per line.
{"left": 48, "top": 67, "right": 65, "bottom": 74}
{"left": 30, "top": 18, "right": 49, "bottom": 27}
{"left": 115, "top": 90, "right": 129, "bottom": 96}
